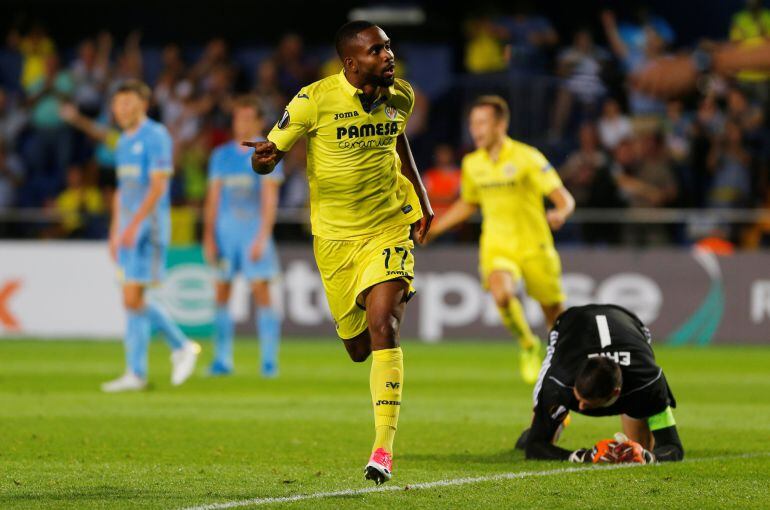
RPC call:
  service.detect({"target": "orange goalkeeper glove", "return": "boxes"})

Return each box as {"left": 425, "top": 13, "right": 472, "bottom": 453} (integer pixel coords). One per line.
{"left": 591, "top": 438, "right": 620, "bottom": 464}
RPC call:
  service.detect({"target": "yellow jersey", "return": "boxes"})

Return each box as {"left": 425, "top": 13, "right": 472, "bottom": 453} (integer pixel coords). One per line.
{"left": 267, "top": 69, "right": 422, "bottom": 240}
{"left": 461, "top": 137, "right": 562, "bottom": 254}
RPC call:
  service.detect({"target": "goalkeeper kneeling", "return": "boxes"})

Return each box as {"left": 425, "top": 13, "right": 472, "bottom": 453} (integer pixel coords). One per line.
{"left": 515, "top": 304, "right": 684, "bottom": 464}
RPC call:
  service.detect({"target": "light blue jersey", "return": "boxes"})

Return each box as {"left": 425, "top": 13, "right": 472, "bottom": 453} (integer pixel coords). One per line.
{"left": 209, "top": 139, "right": 283, "bottom": 281}
{"left": 115, "top": 118, "right": 173, "bottom": 283}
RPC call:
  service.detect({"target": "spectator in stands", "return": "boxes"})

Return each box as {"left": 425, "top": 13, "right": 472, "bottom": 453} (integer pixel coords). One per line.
{"left": 598, "top": 97, "right": 633, "bottom": 150}
{"left": 707, "top": 120, "right": 752, "bottom": 209}
{"left": 59, "top": 102, "right": 120, "bottom": 199}
{"left": 423, "top": 144, "right": 461, "bottom": 218}
{"left": 613, "top": 132, "right": 678, "bottom": 244}
{"left": 0, "top": 89, "right": 27, "bottom": 149}
{"left": 551, "top": 29, "right": 609, "bottom": 139}
{"left": 49, "top": 164, "right": 104, "bottom": 239}
{"left": 7, "top": 23, "right": 55, "bottom": 91}
{"left": 23, "top": 53, "right": 75, "bottom": 204}
{"left": 107, "top": 31, "right": 143, "bottom": 95}
{"left": 273, "top": 33, "right": 316, "bottom": 96}
{"left": 729, "top": 0, "right": 770, "bottom": 106}
{"left": 464, "top": 16, "right": 510, "bottom": 74}
{"left": 178, "top": 130, "right": 208, "bottom": 207}
{"left": 560, "top": 123, "right": 610, "bottom": 207}
{"left": 70, "top": 34, "right": 111, "bottom": 117}
{"left": 601, "top": 10, "right": 667, "bottom": 117}
{"left": 495, "top": 4, "right": 558, "bottom": 70}
{"left": 189, "top": 38, "right": 229, "bottom": 86}
{"left": 617, "top": 6, "right": 675, "bottom": 61}
{"left": 0, "top": 138, "right": 24, "bottom": 211}
{"left": 253, "top": 59, "right": 286, "bottom": 129}
{"left": 726, "top": 86, "right": 765, "bottom": 138}
{"left": 663, "top": 99, "right": 696, "bottom": 206}
{"left": 663, "top": 99, "right": 693, "bottom": 162}
{"left": 559, "top": 123, "right": 622, "bottom": 244}
{"left": 154, "top": 43, "right": 187, "bottom": 122}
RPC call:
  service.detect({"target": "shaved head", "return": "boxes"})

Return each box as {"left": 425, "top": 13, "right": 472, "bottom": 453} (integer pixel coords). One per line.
{"left": 335, "top": 20, "right": 376, "bottom": 59}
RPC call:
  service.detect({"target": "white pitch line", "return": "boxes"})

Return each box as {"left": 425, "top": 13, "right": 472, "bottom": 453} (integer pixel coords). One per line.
{"left": 180, "top": 452, "right": 770, "bottom": 510}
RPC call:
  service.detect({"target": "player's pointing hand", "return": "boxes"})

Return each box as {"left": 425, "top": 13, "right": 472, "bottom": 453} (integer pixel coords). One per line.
{"left": 242, "top": 140, "right": 279, "bottom": 175}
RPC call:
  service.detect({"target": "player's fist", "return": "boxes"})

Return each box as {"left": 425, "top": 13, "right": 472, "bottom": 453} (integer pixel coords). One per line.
{"left": 546, "top": 209, "right": 567, "bottom": 231}
{"left": 242, "top": 140, "right": 279, "bottom": 175}
{"left": 591, "top": 438, "right": 620, "bottom": 464}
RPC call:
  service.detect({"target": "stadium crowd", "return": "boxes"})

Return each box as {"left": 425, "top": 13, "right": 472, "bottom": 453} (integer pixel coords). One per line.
{"left": 1, "top": 2, "right": 769, "bottom": 246}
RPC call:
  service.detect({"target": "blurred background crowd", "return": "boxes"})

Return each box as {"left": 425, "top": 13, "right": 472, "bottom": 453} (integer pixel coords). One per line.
{"left": 1, "top": 0, "right": 769, "bottom": 246}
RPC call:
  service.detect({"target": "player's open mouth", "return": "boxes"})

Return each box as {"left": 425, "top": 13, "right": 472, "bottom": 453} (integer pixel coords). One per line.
{"left": 383, "top": 65, "right": 395, "bottom": 78}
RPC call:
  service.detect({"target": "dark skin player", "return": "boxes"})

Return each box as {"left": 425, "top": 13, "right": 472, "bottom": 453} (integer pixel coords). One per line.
{"left": 244, "top": 25, "right": 434, "bottom": 361}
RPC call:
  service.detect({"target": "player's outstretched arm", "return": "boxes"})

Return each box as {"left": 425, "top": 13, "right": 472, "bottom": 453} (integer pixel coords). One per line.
{"left": 425, "top": 199, "right": 478, "bottom": 243}
{"left": 632, "top": 41, "right": 770, "bottom": 98}
{"left": 243, "top": 141, "right": 285, "bottom": 175}
{"left": 396, "top": 134, "right": 434, "bottom": 244}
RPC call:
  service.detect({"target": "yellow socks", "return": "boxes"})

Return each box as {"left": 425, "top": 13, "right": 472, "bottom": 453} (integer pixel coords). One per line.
{"left": 498, "top": 297, "right": 537, "bottom": 350}
{"left": 370, "top": 347, "right": 403, "bottom": 453}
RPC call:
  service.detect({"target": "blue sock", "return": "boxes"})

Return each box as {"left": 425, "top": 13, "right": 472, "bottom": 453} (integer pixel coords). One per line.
{"left": 213, "top": 306, "right": 234, "bottom": 369}
{"left": 125, "top": 310, "right": 151, "bottom": 378}
{"left": 146, "top": 300, "right": 187, "bottom": 351}
{"left": 257, "top": 307, "right": 281, "bottom": 375}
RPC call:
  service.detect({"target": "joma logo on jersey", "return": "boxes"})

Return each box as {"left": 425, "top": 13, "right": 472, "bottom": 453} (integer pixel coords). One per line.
{"left": 385, "top": 382, "right": 400, "bottom": 389}
{"left": 334, "top": 111, "right": 359, "bottom": 120}
{"left": 376, "top": 400, "right": 401, "bottom": 406}
{"left": 336, "top": 122, "right": 399, "bottom": 140}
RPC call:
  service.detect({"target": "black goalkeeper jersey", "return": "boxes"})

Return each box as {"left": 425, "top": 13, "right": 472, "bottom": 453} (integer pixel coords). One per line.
{"left": 529, "top": 304, "right": 676, "bottom": 446}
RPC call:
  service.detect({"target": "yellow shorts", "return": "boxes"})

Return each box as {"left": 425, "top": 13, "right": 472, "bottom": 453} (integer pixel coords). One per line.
{"left": 313, "top": 225, "right": 415, "bottom": 340}
{"left": 480, "top": 244, "right": 565, "bottom": 306}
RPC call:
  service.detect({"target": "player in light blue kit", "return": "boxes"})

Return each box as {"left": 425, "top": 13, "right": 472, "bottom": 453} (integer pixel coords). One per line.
{"left": 102, "top": 80, "right": 200, "bottom": 393}
{"left": 203, "top": 95, "right": 283, "bottom": 377}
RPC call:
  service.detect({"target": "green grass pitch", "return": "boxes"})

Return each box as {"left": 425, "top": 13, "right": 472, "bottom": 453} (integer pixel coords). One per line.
{"left": 1, "top": 339, "right": 769, "bottom": 509}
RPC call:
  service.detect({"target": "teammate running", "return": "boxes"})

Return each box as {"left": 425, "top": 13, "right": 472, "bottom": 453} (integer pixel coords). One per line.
{"left": 203, "top": 95, "right": 282, "bottom": 377}
{"left": 516, "top": 304, "right": 684, "bottom": 463}
{"left": 243, "top": 21, "right": 433, "bottom": 484}
{"left": 428, "top": 96, "right": 575, "bottom": 384}
{"left": 102, "top": 80, "right": 200, "bottom": 392}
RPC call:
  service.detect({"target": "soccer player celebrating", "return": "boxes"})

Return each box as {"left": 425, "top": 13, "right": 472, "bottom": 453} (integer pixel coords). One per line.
{"left": 428, "top": 96, "right": 575, "bottom": 384}
{"left": 516, "top": 304, "right": 684, "bottom": 463}
{"left": 203, "top": 95, "right": 283, "bottom": 377}
{"left": 243, "top": 21, "right": 433, "bottom": 485}
{"left": 102, "top": 80, "right": 200, "bottom": 393}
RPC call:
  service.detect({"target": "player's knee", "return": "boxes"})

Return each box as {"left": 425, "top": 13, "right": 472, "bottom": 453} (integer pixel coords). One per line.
{"left": 492, "top": 291, "right": 511, "bottom": 309}
{"left": 368, "top": 314, "right": 399, "bottom": 344}
{"left": 347, "top": 348, "right": 371, "bottom": 363}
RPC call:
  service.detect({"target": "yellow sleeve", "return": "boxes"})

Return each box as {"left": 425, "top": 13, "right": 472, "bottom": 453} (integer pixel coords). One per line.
{"left": 460, "top": 156, "right": 480, "bottom": 204}
{"left": 267, "top": 89, "right": 317, "bottom": 152}
{"left": 396, "top": 79, "right": 416, "bottom": 118}
{"left": 529, "top": 148, "right": 563, "bottom": 196}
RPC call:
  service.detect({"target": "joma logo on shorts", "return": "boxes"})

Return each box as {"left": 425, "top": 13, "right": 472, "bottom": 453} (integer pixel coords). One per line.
{"left": 334, "top": 111, "right": 359, "bottom": 120}
{"left": 376, "top": 400, "right": 401, "bottom": 406}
